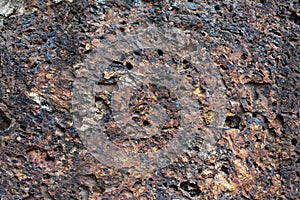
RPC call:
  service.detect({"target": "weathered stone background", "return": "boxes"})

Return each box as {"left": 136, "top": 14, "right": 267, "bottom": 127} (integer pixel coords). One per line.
{"left": 0, "top": 0, "right": 299, "bottom": 199}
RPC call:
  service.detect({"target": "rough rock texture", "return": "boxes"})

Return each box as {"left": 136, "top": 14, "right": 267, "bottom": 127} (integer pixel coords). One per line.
{"left": 0, "top": 0, "right": 299, "bottom": 199}
{"left": 0, "top": 0, "right": 24, "bottom": 17}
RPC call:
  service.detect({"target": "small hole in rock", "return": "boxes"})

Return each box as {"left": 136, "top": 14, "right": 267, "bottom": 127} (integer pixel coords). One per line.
{"left": 291, "top": 138, "right": 297, "bottom": 146}
{"left": 182, "top": 59, "right": 189, "bottom": 64}
{"left": 220, "top": 65, "right": 227, "bottom": 70}
{"left": 220, "top": 165, "right": 229, "bottom": 175}
{"left": 274, "top": 115, "right": 284, "bottom": 126}
{"left": 180, "top": 181, "right": 200, "bottom": 197}
{"left": 157, "top": 49, "right": 163, "bottom": 56}
{"left": 169, "top": 184, "right": 178, "bottom": 191}
{"left": 260, "top": 0, "right": 266, "bottom": 4}
{"left": 20, "top": 124, "right": 26, "bottom": 130}
{"left": 134, "top": 180, "right": 141, "bottom": 188}
{"left": 43, "top": 174, "right": 50, "bottom": 179}
{"left": 183, "top": 64, "right": 189, "bottom": 69}
{"left": 0, "top": 109, "right": 11, "bottom": 131}
{"left": 291, "top": 11, "right": 300, "bottom": 25}
{"left": 225, "top": 115, "right": 241, "bottom": 128}
{"left": 143, "top": 120, "right": 150, "bottom": 126}
{"left": 134, "top": 50, "right": 143, "bottom": 56}
{"left": 125, "top": 62, "right": 133, "bottom": 70}
{"left": 45, "top": 154, "right": 55, "bottom": 162}
{"left": 241, "top": 53, "right": 247, "bottom": 60}
{"left": 132, "top": 117, "right": 139, "bottom": 122}
{"left": 193, "top": 146, "right": 200, "bottom": 151}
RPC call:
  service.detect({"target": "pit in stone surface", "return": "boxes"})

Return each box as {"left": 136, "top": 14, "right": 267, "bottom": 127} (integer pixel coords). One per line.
{"left": 0, "top": 109, "right": 11, "bottom": 131}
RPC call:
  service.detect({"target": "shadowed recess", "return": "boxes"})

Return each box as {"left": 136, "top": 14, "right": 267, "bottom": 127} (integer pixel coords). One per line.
{"left": 0, "top": 109, "right": 11, "bottom": 130}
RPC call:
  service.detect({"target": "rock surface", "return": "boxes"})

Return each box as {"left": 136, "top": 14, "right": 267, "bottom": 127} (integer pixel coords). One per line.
{"left": 0, "top": 0, "right": 299, "bottom": 199}
{"left": 0, "top": 0, "right": 23, "bottom": 17}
